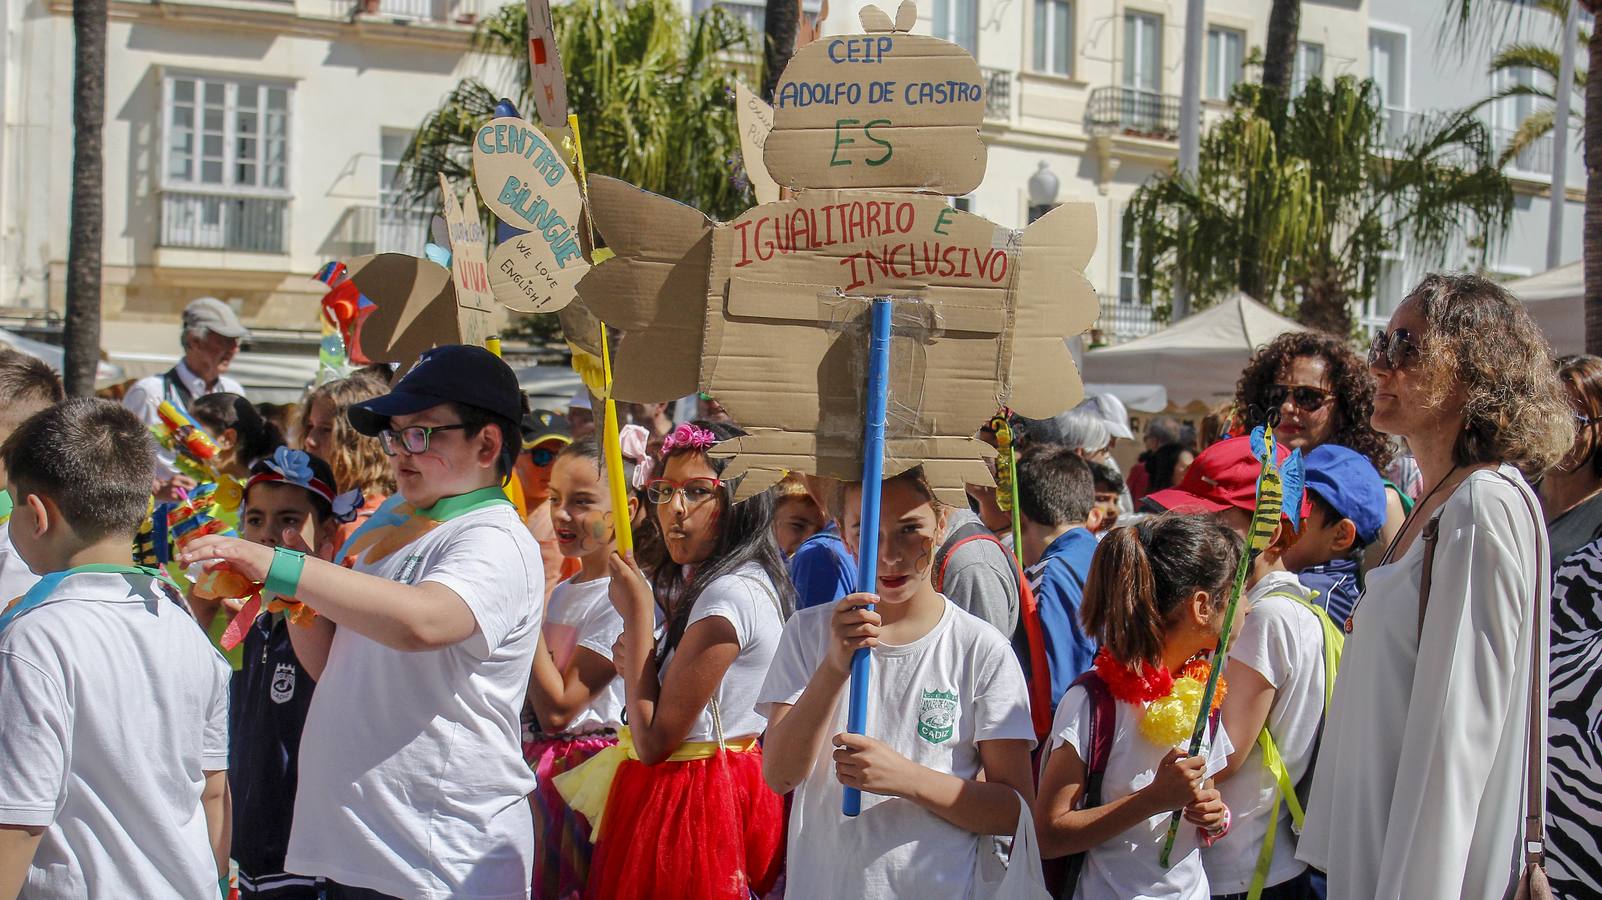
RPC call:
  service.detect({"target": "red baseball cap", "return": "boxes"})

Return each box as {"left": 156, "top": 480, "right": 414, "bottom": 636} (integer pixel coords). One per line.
{"left": 1145, "top": 435, "right": 1307, "bottom": 520}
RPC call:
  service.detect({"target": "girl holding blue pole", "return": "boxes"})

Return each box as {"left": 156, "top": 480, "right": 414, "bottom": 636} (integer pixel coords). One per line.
{"left": 757, "top": 465, "right": 1037, "bottom": 898}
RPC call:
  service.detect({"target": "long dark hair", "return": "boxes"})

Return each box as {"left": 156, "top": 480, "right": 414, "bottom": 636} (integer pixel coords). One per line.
{"left": 191, "top": 393, "right": 285, "bottom": 468}
{"left": 1080, "top": 514, "right": 1241, "bottom": 669}
{"left": 651, "top": 419, "right": 792, "bottom": 663}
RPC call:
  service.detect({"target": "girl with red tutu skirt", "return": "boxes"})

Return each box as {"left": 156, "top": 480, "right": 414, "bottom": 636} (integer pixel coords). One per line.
{"left": 523, "top": 429, "right": 651, "bottom": 899}
{"left": 555, "top": 421, "right": 791, "bottom": 900}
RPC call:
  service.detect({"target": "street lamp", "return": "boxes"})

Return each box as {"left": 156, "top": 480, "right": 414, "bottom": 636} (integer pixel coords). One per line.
{"left": 1027, "top": 161, "right": 1059, "bottom": 223}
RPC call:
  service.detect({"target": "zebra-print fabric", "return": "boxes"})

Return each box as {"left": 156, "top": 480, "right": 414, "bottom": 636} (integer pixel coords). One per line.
{"left": 1549, "top": 537, "right": 1602, "bottom": 898}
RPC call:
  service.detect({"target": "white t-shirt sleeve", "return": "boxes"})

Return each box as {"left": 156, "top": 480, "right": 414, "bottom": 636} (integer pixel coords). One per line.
{"left": 1048, "top": 684, "right": 1091, "bottom": 759}
{"left": 1231, "top": 600, "right": 1295, "bottom": 689}
{"left": 575, "top": 598, "right": 625, "bottom": 662}
{"left": 420, "top": 522, "right": 538, "bottom": 660}
{"left": 686, "top": 573, "right": 768, "bottom": 649}
{"left": 973, "top": 636, "right": 1036, "bottom": 747}
{"left": 202, "top": 658, "right": 230, "bottom": 771}
{"left": 0, "top": 650, "right": 69, "bottom": 827}
{"left": 1204, "top": 714, "right": 1234, "bottom": 779}
{"left": 756, "top": 607, "right": 823, "bottom": 719}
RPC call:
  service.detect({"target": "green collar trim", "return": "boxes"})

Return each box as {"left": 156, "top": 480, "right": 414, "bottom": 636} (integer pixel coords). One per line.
{"left": 419, "top": 485, "right": 513, "bottom": 522}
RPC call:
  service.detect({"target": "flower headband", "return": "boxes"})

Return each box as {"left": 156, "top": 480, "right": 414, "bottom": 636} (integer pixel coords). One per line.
{"left": 246, "top": 447, "right": 365, "bottom": 523}
{"left": 632, "top": 422, "right": 719, "bottom": 490}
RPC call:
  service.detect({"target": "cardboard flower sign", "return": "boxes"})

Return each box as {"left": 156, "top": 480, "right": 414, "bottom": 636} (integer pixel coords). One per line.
{"left": 473, "top": 115, "right": 589, "bottom": 313}
{"left": 576, "top": 0, "right": 1098, "bottom": 504}
{"left": 343, "top": 176, "right": 495, "bottom": 370}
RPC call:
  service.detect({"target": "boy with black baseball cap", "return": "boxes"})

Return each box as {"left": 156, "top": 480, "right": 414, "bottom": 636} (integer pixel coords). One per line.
{"left": 183, "top": 345, "right": 543, "bottom": 900}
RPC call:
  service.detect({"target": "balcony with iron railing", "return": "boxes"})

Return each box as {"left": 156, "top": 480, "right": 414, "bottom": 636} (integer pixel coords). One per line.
{"left": 160, "top": 191, "right": 289, "bottom": 254}
{"left": 1494, "top": 127, "right": 1553, "bottom": 178}
{"left": 349, "top": 0, "right": 483, "bottom": 25}
{"left": 1091, "top": 294, "right": 1159, "bottom": 346}
{"left": 1085, "top": 86, "right": 1182, "bottom": 141}
{"left": 981, "top": 68, "right": 1012, "bottom": 123}
{"left": 322, "top": 205, "right": 434, "bottom": 260}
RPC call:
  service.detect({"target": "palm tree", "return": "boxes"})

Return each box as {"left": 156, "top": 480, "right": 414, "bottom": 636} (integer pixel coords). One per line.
{"left": 63, "top": 0, "right": 108, "bottom": 396}
{"left": 1468, "top": 0, "right": 1586, "bottom": 168}
{"left": 1262, "top": 0, "right": 1300, "bottom": 120}
{"left": 1125, "top": 76, "right": 1514, "bottom": 335}
{"left": 763, "top": 0, "right": 799, "bottom": 100}
{"left": 401, "top": 0, "right": 754, "bottom": 221}
{"left": 1445, "top": 0, "right": 1601, "bottom": 354}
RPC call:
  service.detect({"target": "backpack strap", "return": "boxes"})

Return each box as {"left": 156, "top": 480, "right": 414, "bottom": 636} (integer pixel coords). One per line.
{"left": 1246, "top": 587, "right": 1344, "bottom": 900}
{"left": 1053, "top": 671, "right": 1114, "bottom": 900}
{"left": 937, "top": 526, "right": 1053, "bottom": 740}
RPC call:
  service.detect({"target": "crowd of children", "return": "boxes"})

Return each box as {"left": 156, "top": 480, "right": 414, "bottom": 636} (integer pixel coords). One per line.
{"left": 0, "top": 334, "right": 1475, "bottom": 900}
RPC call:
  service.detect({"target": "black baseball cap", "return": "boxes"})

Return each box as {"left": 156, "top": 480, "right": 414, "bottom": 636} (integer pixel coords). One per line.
{"left": 348, "top": 345, "right": 523, "bottom": 436}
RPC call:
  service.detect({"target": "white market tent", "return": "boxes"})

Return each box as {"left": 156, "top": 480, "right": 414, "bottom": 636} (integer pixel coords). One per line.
{"left": 1507, "top": 262, "right": 1583, "bottom": 357}
{"left": 1082, "top": 292, "right": 1309, "bottom": 410}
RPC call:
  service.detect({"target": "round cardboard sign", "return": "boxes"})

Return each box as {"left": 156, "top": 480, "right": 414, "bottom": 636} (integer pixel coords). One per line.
{"left": 473, "top": 116, "right": 589, "bottom": 313}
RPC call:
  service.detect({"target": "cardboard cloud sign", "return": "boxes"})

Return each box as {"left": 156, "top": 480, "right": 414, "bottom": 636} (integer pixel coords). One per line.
{"left": 575, "top": 0, "right": 1098, "bottom": 504}
{"left": 473, "top": 115, "right": 589, "bottom": 313}
{"left": 764, "top": 2, "right": 987, "bottom": 194}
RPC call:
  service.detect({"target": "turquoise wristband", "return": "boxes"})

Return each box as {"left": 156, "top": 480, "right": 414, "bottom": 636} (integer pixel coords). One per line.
{"left": 264, "top": 546, "right": 306, "bottom": 598}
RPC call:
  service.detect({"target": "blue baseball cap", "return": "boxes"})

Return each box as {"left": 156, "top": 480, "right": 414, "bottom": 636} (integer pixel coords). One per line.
{"left": 347, "top": 344, "right": 524, "bottom": 436}
{"left": 1303, "top": 444, "right": 1387, "bottom": 545}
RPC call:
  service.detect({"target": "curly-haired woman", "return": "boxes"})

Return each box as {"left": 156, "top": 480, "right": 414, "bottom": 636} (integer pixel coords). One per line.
{"left": 293, "top": 372, "right": 394, "bottom": 560}
{"left": 1542, "top": 355, "right": 1602, "bottom": 567}
{"left": 1236, "top": 331, "right": 1409, "bottom": 576}
{"left": 1297, "top": 274, "right": 1572, "bottom": 900}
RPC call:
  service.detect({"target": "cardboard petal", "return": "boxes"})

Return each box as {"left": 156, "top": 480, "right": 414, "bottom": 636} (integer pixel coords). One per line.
{"left": 473, "top": 116, "right": 589, "bottom": 313}
{"left": 346, "top": 253, "right": 492, "bottom": 370}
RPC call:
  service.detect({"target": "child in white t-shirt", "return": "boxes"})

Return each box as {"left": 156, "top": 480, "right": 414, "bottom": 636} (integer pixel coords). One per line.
{"left": 1034, "top": 515, "right": 1242, "bottom": 900}
{"left": 555, "top": 420, "right": 790, "bottom": 900}
{"left": 523, "top": 429, "right": 649, "bottom": 899}
{"left": 181, "top": 345, "right": 543, "bottom": 900}
{"left": 0, "top": 399, "right": 231, "bottom": 899}
{"left": 758, "top": 466, "right": 1037, "bottom": 899}
{"left": 0, "top": 350, "right": 63, "bottom": 603}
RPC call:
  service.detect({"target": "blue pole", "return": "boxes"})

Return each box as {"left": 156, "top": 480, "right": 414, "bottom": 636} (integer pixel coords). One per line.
{"left": 843, "top": 297, "right": 893, "bottom": 817}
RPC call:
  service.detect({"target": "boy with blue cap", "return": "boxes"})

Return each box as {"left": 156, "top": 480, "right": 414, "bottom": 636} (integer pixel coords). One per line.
{"left": 181, "top": 345, "right": 543, "bottom": 900}
{"left": 1282, "top": 444, "right": 1388, "bottom": 626}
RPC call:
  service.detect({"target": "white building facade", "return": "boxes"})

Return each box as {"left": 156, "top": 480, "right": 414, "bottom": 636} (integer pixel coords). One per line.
{"left": 0, "top": 0, "right": 515, "bottom": 373}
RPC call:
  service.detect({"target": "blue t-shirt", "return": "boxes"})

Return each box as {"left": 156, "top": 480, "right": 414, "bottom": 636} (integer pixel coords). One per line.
{"left": 1025, "top": 527, "right": 1099, "bottom": 704}
{"left": 1296, "top": 555, "right": 1362, "bottom": 625}
{"left": 790, "top": 524, "right": 858, "bottom": 611}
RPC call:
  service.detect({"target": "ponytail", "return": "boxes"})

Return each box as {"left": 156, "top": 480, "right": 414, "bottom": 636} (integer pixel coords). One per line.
{"left": 191, "top": 392, "right": 285, "bottom": 469}
{"left": 1080, "top": 514, "right": 1241, "bottom": 669}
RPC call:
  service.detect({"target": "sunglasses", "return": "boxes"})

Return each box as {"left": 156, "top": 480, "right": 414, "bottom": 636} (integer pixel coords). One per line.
{"left": 1368, "top": 329, "right": 1421, "bottom": 371}
{"left": 527, "top": 446, "right": 558, "bottom": 467}
{"left": 646, "top": 476, "right": 723, "bottom": 506}
{"left": 378, "top": 423, "right": 467, "bottom": 457}
{"left": 1267, "top": 383, "right": 1333, "bottom": 414}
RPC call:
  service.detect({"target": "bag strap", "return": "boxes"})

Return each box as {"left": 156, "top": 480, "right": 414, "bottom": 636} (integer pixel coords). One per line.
{"left": 935, "top": 523, "right": 1011, "bottom": 593}
{"left": 1494, "top": 473, "right": 1547, "bottom": 873}
{"left": 1053, "top": 671, "right": 1113, "bottom": 900}
{"left": 1416, "top": 515, "right": 1442, "bottom": 642}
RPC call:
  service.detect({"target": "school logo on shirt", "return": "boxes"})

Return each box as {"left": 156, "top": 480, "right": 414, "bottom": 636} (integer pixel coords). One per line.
{"left": 397, "top": 554, "right": 424, "bottom": 585}
{"left": 917, "top": 689, "right": 958, "bottom": 744}
{"left": 270, "top": 663, "right": 297, "bottom": 704}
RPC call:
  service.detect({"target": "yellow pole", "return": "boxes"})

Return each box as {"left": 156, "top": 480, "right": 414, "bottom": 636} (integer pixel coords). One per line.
{"left": 485, "top": 335, "right": 502, "bottom": 357}
{"left": 567, "top": 113, "right": 634, "bottom": 554}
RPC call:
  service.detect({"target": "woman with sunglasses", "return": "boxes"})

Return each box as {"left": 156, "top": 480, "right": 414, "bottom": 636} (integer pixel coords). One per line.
{"left": 1541, "top": 356, "right": 1602, "bottom": 568}
{"left": 556, "top": 419, "right": 791, "bottom": 900}
{"left": 1235, "top": 331, "right": 1408, "bottom": 569}
{"left": 1296, "top": 274, "right": 1571, "bottom": 900}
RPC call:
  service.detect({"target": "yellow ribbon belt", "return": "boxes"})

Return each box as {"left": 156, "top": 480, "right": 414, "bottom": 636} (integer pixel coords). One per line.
{"left": 552, "top": 726, "right": 758, "bottom": 839}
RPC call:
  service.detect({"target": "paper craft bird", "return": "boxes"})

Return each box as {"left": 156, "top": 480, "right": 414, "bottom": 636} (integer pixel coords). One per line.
{"left": 576, "top": 0, "right": 1099, "bottom": 504}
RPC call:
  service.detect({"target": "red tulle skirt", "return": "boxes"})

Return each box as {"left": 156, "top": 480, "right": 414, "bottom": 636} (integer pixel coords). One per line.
{"left": 585, "top": 746, "right": 784, "bottom": 900}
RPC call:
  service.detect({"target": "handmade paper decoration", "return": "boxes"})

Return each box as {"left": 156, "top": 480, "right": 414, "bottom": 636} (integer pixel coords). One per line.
{"left": 344, "top": 177, "right": 496, "bottom": 370}
{"left": 578, "top": 1, "right": 1097, "bottom": 506}
{"left": 734, "top": 80, "right": 780, "bottom": 207}
{"left": 526, "top": 0, "right": 569, "bottom": 130}
{"left": 472, "top": 114, "right": 589, "bottom": 313}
